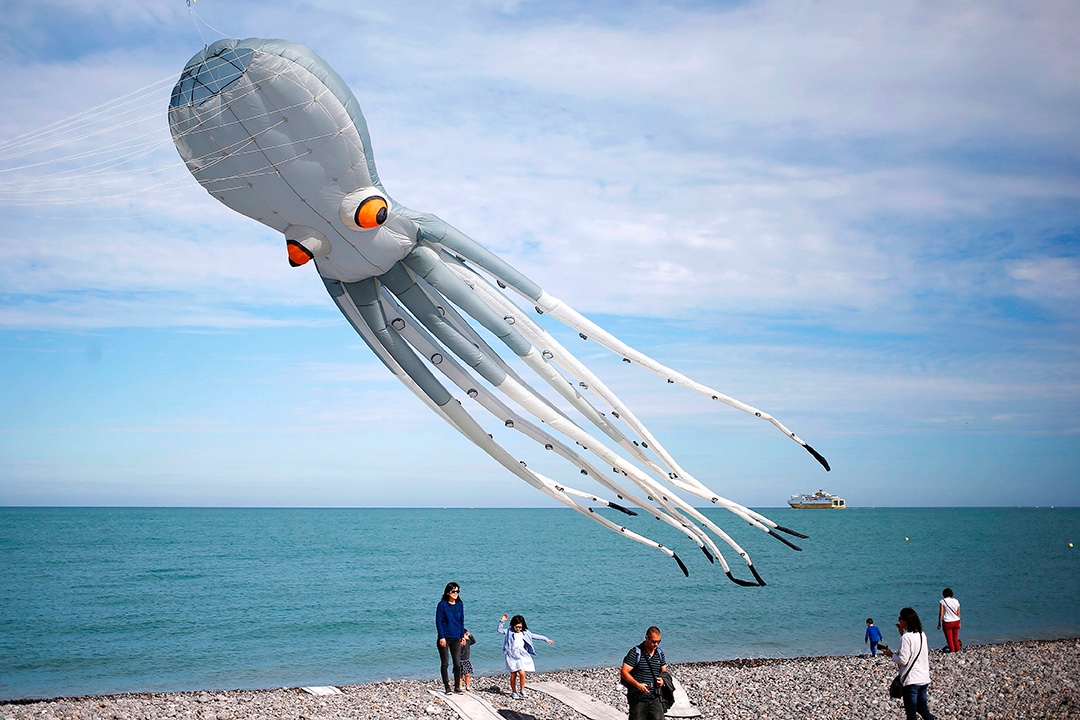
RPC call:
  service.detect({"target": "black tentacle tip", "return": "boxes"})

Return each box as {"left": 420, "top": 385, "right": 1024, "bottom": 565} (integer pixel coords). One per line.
{"left": 749, "top": 564, "right": 767, "bottom": 586}
{"left": 673, "top": 553, "right": 689, "bottom": 577}
{"left": 773, "top": 524, "right": 810, "bottom": 540}
{"left": 724, "top": 571, "right": 759, "bottom": 587}
{"left": 699, "top": 545, "right": 715, "bottom": 564}
{"left": 768, "top": 529, "right": 803, "bottom": 552}
{"left": 805, "top": 443, "right": 831, "bottom": 471}
{"left": 609, "top": 502, "right": 638, "bottom": 517}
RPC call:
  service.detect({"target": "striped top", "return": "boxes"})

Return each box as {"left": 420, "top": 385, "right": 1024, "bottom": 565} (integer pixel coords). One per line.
{"left": 623, "top": 644, "right": 666, "bottom": 701}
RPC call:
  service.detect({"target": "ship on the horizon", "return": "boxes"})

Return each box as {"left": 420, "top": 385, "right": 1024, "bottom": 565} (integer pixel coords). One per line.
{"left": 788, "top": 489, "right": 846, "bottom": 509}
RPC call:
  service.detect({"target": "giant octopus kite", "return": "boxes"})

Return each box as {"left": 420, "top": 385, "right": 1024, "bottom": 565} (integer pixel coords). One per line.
{"left": 169, "top": 38, "right": 829, "bottom": 584}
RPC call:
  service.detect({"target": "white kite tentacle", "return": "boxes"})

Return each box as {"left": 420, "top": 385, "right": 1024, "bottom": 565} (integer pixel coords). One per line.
{"left": 374, "top": 284, "right": 701, "bottom": 573}
{"left": 405, "top": 245, "right": 629, "bottom": 442}
{"left": 443, "top": 254, "right": 804, "bottom": 548}
{"left": 335, "top": 277, "right": 686, "bottom": 570}
{"left": 395, "top": 251, "right": 767, "bottom": 579}
{"left": 405, "top": 258, "right": 768, "bottom": 580}
{"left": 444, "top": 399, "right": 680, "bottom": 565}
{"left": 535, "top": 292, "right": 830, "bottom": 470}
{"left": 416, "top": 216, "right": 828, "bottom": 473}
{"left": 409, "top": 271, "right": 563, "bottom": 418}
{"left": 440, "top": 253, "right": 660, "bottom": 468}
{"left": 326, "top": 280, "right": 456, "bottom": 423}
{"left": 449, "top": 413, "right": 683, "bottom": 569}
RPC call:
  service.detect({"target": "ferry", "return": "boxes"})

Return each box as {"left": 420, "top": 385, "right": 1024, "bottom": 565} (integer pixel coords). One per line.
{"left": 788, "top": 489, "right": 846, "bottom": 509}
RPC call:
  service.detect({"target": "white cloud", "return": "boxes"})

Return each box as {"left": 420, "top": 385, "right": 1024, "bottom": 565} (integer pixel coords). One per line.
{"left": 464, "top": 1, "right": 1080, "bottom": 141}
{"left": 2, "top": 0, "right": 1076, "bottom": 334}
{"left": 1009, "top": 256, "right": 1080, "bottom": 301}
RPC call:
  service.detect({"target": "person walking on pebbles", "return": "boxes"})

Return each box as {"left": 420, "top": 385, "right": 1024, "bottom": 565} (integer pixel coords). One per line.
{"left": 865, "top": 617, "right": 884, "bottom": 656}
{"left": 620, "top": 626, "right": 668, "bottom": 720}
{"left": 497, "top": 613, "right": 554, "bottom": 699}
{"left": 938, "top": 588, "right": 961, "bottom": 652}
{"left": 882, "top": 607, "right": 936, "bottom": 720}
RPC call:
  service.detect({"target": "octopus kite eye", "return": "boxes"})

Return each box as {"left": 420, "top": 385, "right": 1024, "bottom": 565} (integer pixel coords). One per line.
{"left": 339, "top": 187, "right": 391, "bottom": 231}
{"left": 355, "top": 196, "right": 388, "bottom": 228}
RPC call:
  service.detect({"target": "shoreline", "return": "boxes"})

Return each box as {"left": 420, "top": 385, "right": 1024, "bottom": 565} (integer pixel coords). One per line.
{"left": 3, "top": 638, "right": 1077, "bottom": 719}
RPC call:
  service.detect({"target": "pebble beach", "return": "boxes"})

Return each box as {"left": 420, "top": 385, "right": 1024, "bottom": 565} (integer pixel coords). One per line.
{"left": 2, "top": 638, "right": 1076, "bottom": 720}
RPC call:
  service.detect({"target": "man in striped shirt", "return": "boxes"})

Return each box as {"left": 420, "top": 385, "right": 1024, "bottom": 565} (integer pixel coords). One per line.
{"left": 620, "top": 626, "right": 667, "bottom": 720}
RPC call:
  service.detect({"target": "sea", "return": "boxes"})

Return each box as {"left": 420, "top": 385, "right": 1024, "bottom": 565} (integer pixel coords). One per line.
{"left": 1, "top": 506, "right": 1077, "bottom": 701}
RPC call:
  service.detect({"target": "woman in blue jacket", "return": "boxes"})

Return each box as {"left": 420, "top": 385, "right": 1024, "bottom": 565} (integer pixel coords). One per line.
{"left": 435, "top": 582, "right": 465, "bottom": 694}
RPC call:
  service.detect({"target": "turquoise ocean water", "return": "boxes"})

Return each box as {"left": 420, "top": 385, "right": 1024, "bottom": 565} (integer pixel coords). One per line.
{"left": 1, "top": 507, "right": 1078, "bottom": 700}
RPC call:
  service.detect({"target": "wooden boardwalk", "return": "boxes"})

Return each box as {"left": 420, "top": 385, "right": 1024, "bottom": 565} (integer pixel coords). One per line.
{"left": 530, "top": 681, "right": 626, "bottom": 720}
{"left": 532, "top": 677, "right": 701, "bottom": 719}
{"left": 426, "top": 689, "right": 504, "bottom": 720}
{"left": 431, "top": 677, "right": 700, "bottom": 720}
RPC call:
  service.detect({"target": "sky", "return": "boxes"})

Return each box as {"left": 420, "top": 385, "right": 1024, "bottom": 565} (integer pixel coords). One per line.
{"left": 0, "top": 0, "right": 1077, "bottom": 509}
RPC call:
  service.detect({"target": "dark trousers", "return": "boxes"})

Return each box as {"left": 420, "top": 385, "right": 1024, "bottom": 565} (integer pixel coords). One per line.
{"left": 628, "top": 695, "right": 664, "bottom": 720}
{"left": 438, "top": 639, "right": 462, "bottom": 691}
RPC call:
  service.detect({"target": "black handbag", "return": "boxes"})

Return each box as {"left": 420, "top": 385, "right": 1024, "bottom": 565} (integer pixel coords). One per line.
{"left": 889, "top": 634, "right": 923, "bottom": 698}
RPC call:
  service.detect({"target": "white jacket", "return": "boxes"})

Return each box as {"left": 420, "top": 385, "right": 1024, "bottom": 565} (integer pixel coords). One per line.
{"left": 892, "top": 631, "right": 931, "bottom": 686}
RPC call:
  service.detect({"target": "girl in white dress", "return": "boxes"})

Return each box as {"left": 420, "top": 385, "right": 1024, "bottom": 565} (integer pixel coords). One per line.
{"left": 497, "top": 613, "right": 554, "bottom": 699}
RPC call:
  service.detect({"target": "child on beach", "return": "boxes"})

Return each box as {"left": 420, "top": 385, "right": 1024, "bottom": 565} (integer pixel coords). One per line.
{"left": 460, "top": 630, "right": 476, "bottom": 692}
{"left": 865, "top": 618, "right": 884, "bottom": 656}
{"left": 497, "top": 613, "right": 554, "bottom": 699}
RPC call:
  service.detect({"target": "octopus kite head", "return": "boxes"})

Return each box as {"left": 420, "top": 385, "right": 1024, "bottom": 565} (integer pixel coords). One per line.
{"left": 168, "top": 38, "right": 417, "bottom": 282}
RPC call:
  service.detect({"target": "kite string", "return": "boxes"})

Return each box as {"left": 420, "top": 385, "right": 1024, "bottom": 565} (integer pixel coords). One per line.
{"left": 0, "top": 75, "right": 176, "bottom": 159}
{"left": 186, "top": 1, "right": 229, "bottom": 49}
{"left": 0, "top": 64, "right": 311, "bottom": 204}
{"left": 0, "top": 56, "right": 347, "bottom": 206}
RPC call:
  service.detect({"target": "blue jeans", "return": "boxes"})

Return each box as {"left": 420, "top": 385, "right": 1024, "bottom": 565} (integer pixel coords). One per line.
{"left": 902, "top": 683, "right": 935, "bottom": 720}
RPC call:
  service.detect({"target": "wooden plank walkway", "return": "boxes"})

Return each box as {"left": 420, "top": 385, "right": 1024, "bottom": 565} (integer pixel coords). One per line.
{"left": 529, "top": 681, "right": 626, "bottom": 720}
{"left": 299, "top": 686, "right": 341, "bottom": 696}
{"left": 428, "top": 678, "right": 699, "bottom": 720}
{"left": 532, "top": 678, "right": 701, "bottom": 719}
{"left": 426, "top": 689, "right": 504, "bottom": 720}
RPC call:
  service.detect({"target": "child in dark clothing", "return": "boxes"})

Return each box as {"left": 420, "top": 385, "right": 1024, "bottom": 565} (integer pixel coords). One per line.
{"left": 865, "top": 617, "right": 884, "bottom": 656}
{"left": 460, "top": 630, "right": 477, "bottom": 691}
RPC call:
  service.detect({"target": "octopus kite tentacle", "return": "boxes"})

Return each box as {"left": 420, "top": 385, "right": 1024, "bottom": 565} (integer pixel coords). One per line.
{"left": 412, "top": 241, "right": 791, "bottom": 578}
{"left": 431, "top": 243, "right": 808, "bottom": 546}
{"left": 375, "top": 276, "right": 764, "bottom": 579}
{"left": 386, "top": 244, "right": 774, "bottom": 581}
{"left": 168, "top": 37, "right": 830, "bottom": 585}
{"left": 382, "top": 288, "right": 725, "bottom": 566}
{"left": 330, "top": 276, "right": 693, "bottom": 572}
{"left": 376, "top": 268, "right": 755, "bottom": 576}
{"left": 379, "top": 266, "right": 759, "bottom": 575}
{"left": 415, "top": 213, "right": 831, "bottom": 473}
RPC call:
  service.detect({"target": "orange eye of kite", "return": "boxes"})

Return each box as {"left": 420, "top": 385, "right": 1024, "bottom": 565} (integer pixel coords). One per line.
{"left": 355, "top": 197, "right": 388, "bottom": 229}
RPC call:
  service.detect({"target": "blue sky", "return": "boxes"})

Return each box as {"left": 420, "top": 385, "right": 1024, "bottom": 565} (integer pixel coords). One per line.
{"left": 0, "top": 0, "right": 1077, "bottom": 508}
